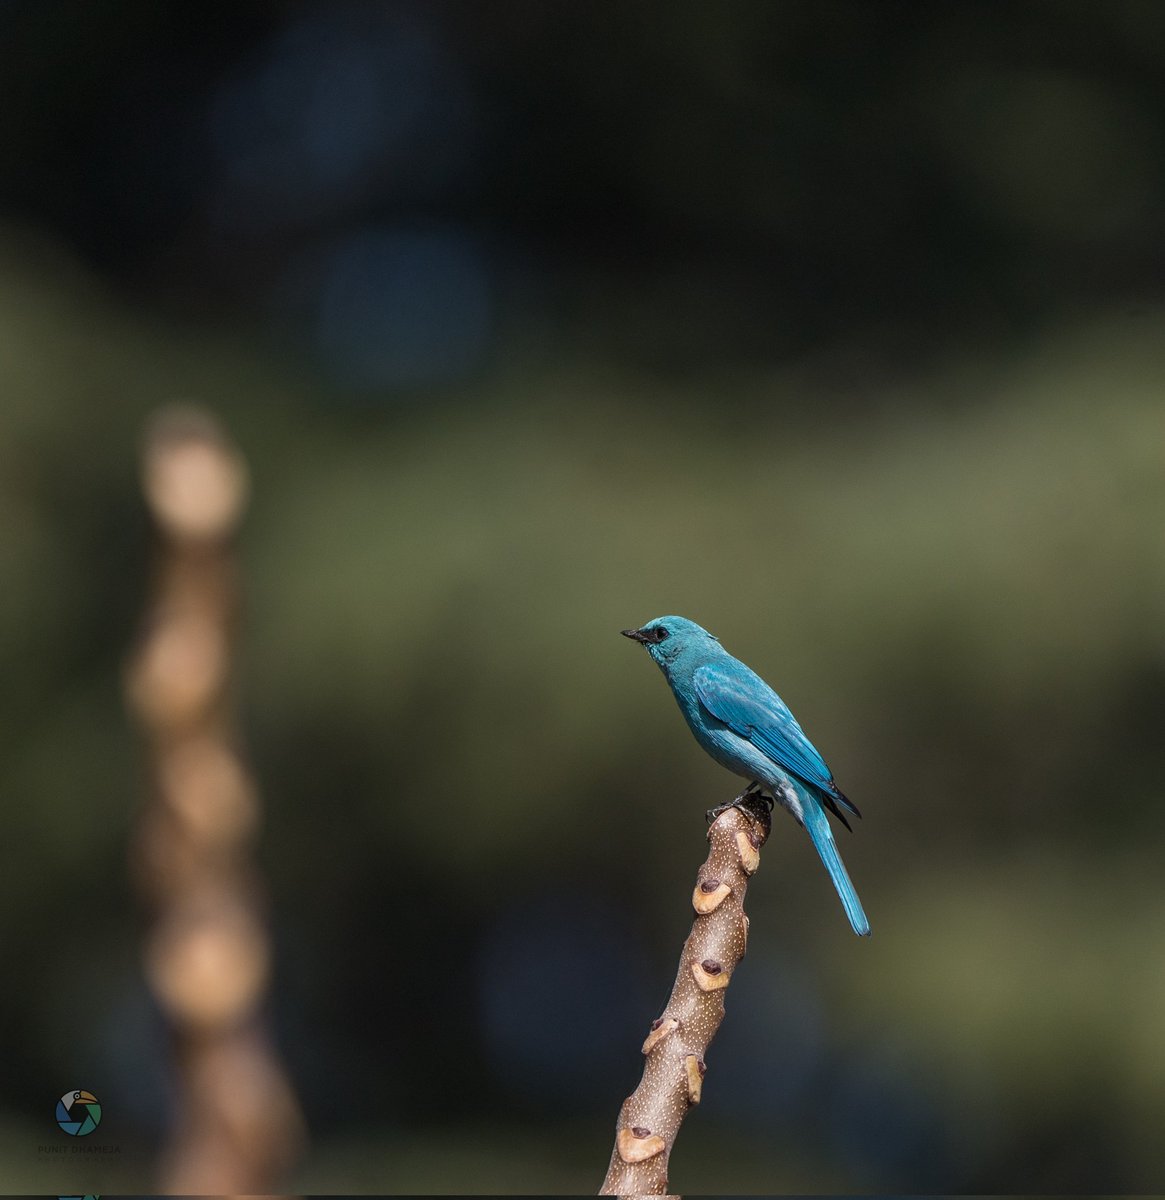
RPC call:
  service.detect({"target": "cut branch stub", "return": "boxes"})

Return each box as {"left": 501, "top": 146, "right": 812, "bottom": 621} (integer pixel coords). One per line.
{"left": 683, "top": 1055, "right": 706, "bottom": 1104}
{"left": 692, "top": 877, "right": 731, "bottom": 914}
{"left": 617, "top": 1126, "right": 666, "bottom": 1163}
{"left": 600, "top": 791, "right": 771, "bottom": 1195}
{"left": 641, "top": 1016, "right": 680, "bottom": 1055}
{"left": 691, "top": 957, "right": 731, "bottom": 991}
{"left": 736, "top": 829, "right": 761, "bottom": 874}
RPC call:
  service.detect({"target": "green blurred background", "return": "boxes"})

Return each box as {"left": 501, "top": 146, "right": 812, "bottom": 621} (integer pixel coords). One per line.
{"left": 2, "top": 0, "right": 1165, "bottom": 1192}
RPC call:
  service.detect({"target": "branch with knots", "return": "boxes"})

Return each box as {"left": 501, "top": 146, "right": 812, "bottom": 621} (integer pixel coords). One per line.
{"left": 600, "top": 788, "right": 771, "bottom": 1196}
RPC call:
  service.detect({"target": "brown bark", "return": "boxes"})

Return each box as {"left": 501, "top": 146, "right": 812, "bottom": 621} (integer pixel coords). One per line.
{"left": 125, "top": 406, "right": 304, "bottom": 1193}
{"left": 600, "top": 790, "right": 772, "bottom": 1196}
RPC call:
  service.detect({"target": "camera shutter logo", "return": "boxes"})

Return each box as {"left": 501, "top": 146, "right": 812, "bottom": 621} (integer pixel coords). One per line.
{"left": 55, "top": 1090, "right": 101, "bottom": 1136}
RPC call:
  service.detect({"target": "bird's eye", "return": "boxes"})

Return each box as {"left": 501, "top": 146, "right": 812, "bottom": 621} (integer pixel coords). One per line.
{"left": 654, "top": 626, "right": 669, "bottom": 642}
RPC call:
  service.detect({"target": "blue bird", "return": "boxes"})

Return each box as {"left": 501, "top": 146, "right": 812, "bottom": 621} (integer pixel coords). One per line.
{"left": 622, "top": 615, "right": 870, "bottom": 937}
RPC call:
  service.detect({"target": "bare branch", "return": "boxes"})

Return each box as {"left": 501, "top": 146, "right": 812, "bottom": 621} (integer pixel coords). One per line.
{"left": 600, "top": 791, "right": 771, "bottom": 1197}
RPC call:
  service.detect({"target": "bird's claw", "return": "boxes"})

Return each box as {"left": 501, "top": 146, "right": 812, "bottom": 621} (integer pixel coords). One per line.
{"left": 742, "top": 781, "right": 776, "bottom": 813}
{"left": 706, "top": 782, "right": 774, "bottom": 825}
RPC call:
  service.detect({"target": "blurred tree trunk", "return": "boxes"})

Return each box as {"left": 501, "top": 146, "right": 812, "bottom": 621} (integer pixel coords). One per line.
{"left": 126, "top": 406, "right": 304, "bottom": 1193}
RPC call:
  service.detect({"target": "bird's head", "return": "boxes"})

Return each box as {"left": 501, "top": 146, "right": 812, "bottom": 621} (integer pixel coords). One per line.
{"left": 621, "top": 615, "right": 719, "bottom": 668}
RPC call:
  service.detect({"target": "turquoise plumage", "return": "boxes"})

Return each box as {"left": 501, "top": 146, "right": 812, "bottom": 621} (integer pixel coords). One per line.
{"left": 622, "top": 615, "right": 870, "bottom": 937}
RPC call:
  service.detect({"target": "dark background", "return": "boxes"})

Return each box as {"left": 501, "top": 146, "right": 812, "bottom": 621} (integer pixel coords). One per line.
{"left": 2, "top": 1, "right": 1165, "bottom": 1192}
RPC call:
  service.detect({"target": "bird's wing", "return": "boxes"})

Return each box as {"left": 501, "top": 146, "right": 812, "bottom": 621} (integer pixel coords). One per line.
{"left": 693, "top": 660, "right": 839, "bottom": 795}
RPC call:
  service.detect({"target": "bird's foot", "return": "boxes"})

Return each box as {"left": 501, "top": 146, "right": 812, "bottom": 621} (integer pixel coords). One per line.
{"left": 706, "top": 782, "right": 774, "bottom": 824}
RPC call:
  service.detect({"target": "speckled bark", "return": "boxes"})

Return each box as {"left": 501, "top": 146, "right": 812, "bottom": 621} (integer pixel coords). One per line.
{"left": 599, "top": 791, "right": 772, "bottom": 1196}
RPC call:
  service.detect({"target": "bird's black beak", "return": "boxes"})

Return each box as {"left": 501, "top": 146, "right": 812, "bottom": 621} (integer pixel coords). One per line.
{"left": 622, "top": 627, "right": 649, "bottom": 643}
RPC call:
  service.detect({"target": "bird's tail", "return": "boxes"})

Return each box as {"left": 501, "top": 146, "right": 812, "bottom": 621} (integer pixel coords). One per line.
{"left": 802, "top": 795, "right": 871, "bottom": 937}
